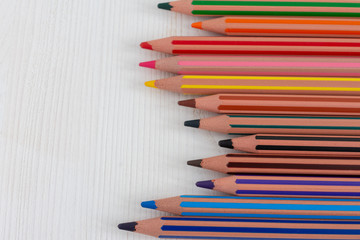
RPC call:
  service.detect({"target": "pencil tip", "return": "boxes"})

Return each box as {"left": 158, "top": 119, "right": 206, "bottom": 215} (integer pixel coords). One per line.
{"left": 158, "top": 2, "right": 173, "bottom": 11}
{"left": 145, "top": 80, "right": 156, "bottom": 88}
{"left": 184, "top": 120, "right": 200, "bottom": 128}
{"left": 196, "top": 180, "right": 215, "bottom": 190}
{"left": 192, "top": 22, "right": 203, "bottom": 29}
{"left": 187, "top": 159, "right": 202, "bottom": 168}
{"left": 139, "top": 61, "right": 156, "bottom": 69}
{"left": 140, "top": 42, "right": 153, "bottom": 50}
{"left": 141, "top": 200, "right": 157, "bottom": 210}
{"left": 118, "top": 222, "right": 137, "bottom": 232}
{"left": 219, "top": 139, "right": 234, "bottom": 149}
{"left": 178, "top": 99, "right": 196, "bottom": 108}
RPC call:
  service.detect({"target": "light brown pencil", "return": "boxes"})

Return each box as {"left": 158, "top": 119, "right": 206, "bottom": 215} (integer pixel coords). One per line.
{"left": 219, "top": 134, "right": 360, "bottom": 157}
{"left": 178, "top": 94, "right": 360, "bottom": 116}
{"left": 140, "top": 36, "right": 360, "bottom": 56}
{"left": 187, "top": 153, "right": 360, "bottom": 176}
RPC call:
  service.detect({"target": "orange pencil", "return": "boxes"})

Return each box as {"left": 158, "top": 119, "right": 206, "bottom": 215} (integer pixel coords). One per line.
{"left": 192, "top": 16, "right": 360, "bottom": 37}
{"left": 178, "top": 94, "right": 360, "bottom": 116}
{"left": 219, "top": 134, "right": 360, "bottom": 157}
{"left": 188, "top": 154, "right": 360, "bottom": 176}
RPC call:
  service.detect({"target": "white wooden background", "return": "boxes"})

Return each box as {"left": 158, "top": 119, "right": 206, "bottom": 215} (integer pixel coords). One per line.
{"left": 0, "top": 0, "right": 239, "bottom": 239}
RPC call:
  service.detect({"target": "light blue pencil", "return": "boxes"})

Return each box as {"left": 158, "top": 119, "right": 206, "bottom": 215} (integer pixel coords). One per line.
{"left": 142, "top": 195, "right": 360, "bottom": 220}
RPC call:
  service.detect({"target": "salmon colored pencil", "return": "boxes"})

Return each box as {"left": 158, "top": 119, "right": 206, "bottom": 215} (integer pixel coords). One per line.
{"left": 145, "top": 75, "right": 360, "bottom": 96}
{"left": 196, "top": 175, "right": 360, "bottom": 198}
{"left": 140, "top": 36, "right": 360, "bottom": 56}
{"left": 142, "top": 195, "right": 360, "bottom": 219}
{"left": 192, "top": 16, "right": 360, "bottom": 37}
{"left": 118, "top": 216, "right": 360, "bottom": 239}
{"left": 219, "top": 134, "right": 360, "bottom": 157}
{"left": 185, "top": 115, "right": 360, "bottom": 135}
{"left": 178, "top": 94, "right": 360, "bottom": 116}
{"left": 187, "top": 154, "right": 360, "bottom": 176}
{"left": 140, "top": 55, "right": 360, "bottom": 77}
{"left": 158, "top": 0, "right": 360, "bottom": 17}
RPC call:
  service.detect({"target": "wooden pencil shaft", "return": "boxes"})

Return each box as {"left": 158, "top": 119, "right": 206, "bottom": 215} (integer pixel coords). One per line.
{"left": 142, "top": 36, "right": 360, "bottom": 56}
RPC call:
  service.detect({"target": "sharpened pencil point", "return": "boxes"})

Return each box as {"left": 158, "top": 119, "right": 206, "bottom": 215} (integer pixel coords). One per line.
{"left": 140, "top": 42, "right": 153, "bottom": 50}
{"left": 219, "top": 139, "right": 234, "bottom": 149}
{"left": 192, "top": 22, "right": 203, "bottom": 29}
{"left": 187, "top": 159, "right": 202, "bottom": 168}
{"left": 145, "top": 80, "right": 156, "bottom": 88}
{"left": 139, "top": 61, "right": 156, "bottom": 69}
{"left": 178, "top": 99, "right": 196, "bottom": 108}
{"left": 118, "top": 222, "right": 137, "bottom": 232}
{"left": 196, "top": 180, "right": 215, "bottom": 190}
{"left": 158, "top": 2, "right": 173, "bottom": 11}
{"left": 184, "top": 120, "right": 200, "bottom": 128}
{"left": 141, "top": 200, "right": 157, "bottom": 210}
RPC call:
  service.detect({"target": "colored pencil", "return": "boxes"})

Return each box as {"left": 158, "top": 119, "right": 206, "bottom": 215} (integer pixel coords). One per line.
{"left": 145, "top": 75, "right": 360, "bottom": 96}
{"left": 158, "top": 0, "right": 360, "bottom": 17}
{"left": 187, "top": 154, "right": 360, "bottom": 176}
{"left": 118, "top": 216, "right": 360, "bottom": 239}
{"left": 140, "top": 55, "right": 360, "bottom": 77}
{"left": 192, "top": 16, "right": 360, "bottom": 37}
{"left": 196, "top": 175, "right": 360, "bottom": 198}
{"left": 140, "top": 36, "right": 360, "bottom": 56}
{"left": 141, "top": 195, "right": 360, "bottom": 219}
{"left": 185, "top": 115, "right": 360, "bottom": 136}
{"left": 219, "top": 134, "right": 360, "bottom": 157}
{"left": 178, "top": 94, "right": 360, "bottom": 116}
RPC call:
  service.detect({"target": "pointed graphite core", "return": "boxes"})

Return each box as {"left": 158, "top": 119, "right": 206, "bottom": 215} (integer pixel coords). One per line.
{"left": 187, "top": 159, "right": 202, "bottom": 168}
{"left": 140, "top": 42, "right": 153, "bottom": 50}
{"left": 184, "top": 120, "right": 200, "bottom": 128}
{"left": 196, "top": 180, "right": 215, "bottom": 189}
{"left": 141, "top": 200, "right": 158, "bottom": 210}
{"left": 118, "top": 222, "right": 138, "bottom": 232}
{"left": 158, "top": 2, "right": 173, "bottom": 11}
{"left": 192, "top": 22, "right": 203, "bottom": 29}
{"left": 145, "top": 80, "right": 156, "bottom": 88}
{"left": 178, "top": 99, "right": 196, "bottom": 108}
{"left": 219, "top": 139, "right": 234, "bottom": 149}
{"left": 139, "top": 61, "right": 156, "bottom": 69}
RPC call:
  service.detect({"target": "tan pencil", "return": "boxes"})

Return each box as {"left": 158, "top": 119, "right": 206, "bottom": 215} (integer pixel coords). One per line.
{"left": 140, "top": 55, "right": 360, "bottom": 77}
{"left": 219, "top": 134, "right": 360, "bottom": 157}
{"left": 187, "top": 153, "right": 360, "bottom": 176}
{"left": 178, "top": 94, "right": 360, "bottom": 116}
{"left": 140, "top": 36, "right": 360, "bottom": 56}
{"left": 145, "top": 75, "right": 360, "bottom": 96}
{"left": 119, "top": 216, "right": 360, "bottom": 239}
{"left": 142, "top": 195, "right": 360, "bottom": 219}
{"left": 185, "top": 115, "right": 360, "bottom": 135}
{"left": 192, "top": 16, "right": 360, "bottom": 37}
{"left": 196, "top": 175, "right": 360, "bottom": 198}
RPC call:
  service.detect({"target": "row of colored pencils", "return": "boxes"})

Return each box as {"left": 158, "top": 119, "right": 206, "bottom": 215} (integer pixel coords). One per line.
{"left": 119, "top": 1, "right": 360, "bottom": 239}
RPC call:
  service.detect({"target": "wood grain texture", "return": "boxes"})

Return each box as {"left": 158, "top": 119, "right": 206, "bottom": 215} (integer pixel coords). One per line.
{"left": 0, "top": 0, "right": 232, "bottom": 239}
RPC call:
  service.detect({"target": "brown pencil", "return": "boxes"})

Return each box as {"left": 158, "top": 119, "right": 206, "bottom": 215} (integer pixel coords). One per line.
{"left": 188, "top": 153, "right": 360, "bottom": 176}
{"left": 219, "top": 134, "right": 360, "bottom": 157}
{"left": 192, "top": 16, "right": 360, "bottom": 37}
{"left": 178, "top": 94, "right": 360, "bottom": 116}
{"left": 140, "top": 36, "right": 360, "bottom": 56}
{"left": 196, "top": 175, "right": 360, "bottom": 198}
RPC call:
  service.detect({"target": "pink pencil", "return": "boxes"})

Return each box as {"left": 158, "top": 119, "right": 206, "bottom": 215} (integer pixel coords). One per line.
{"left": 140, "top": 55, "right": 360, "bottom": 77}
